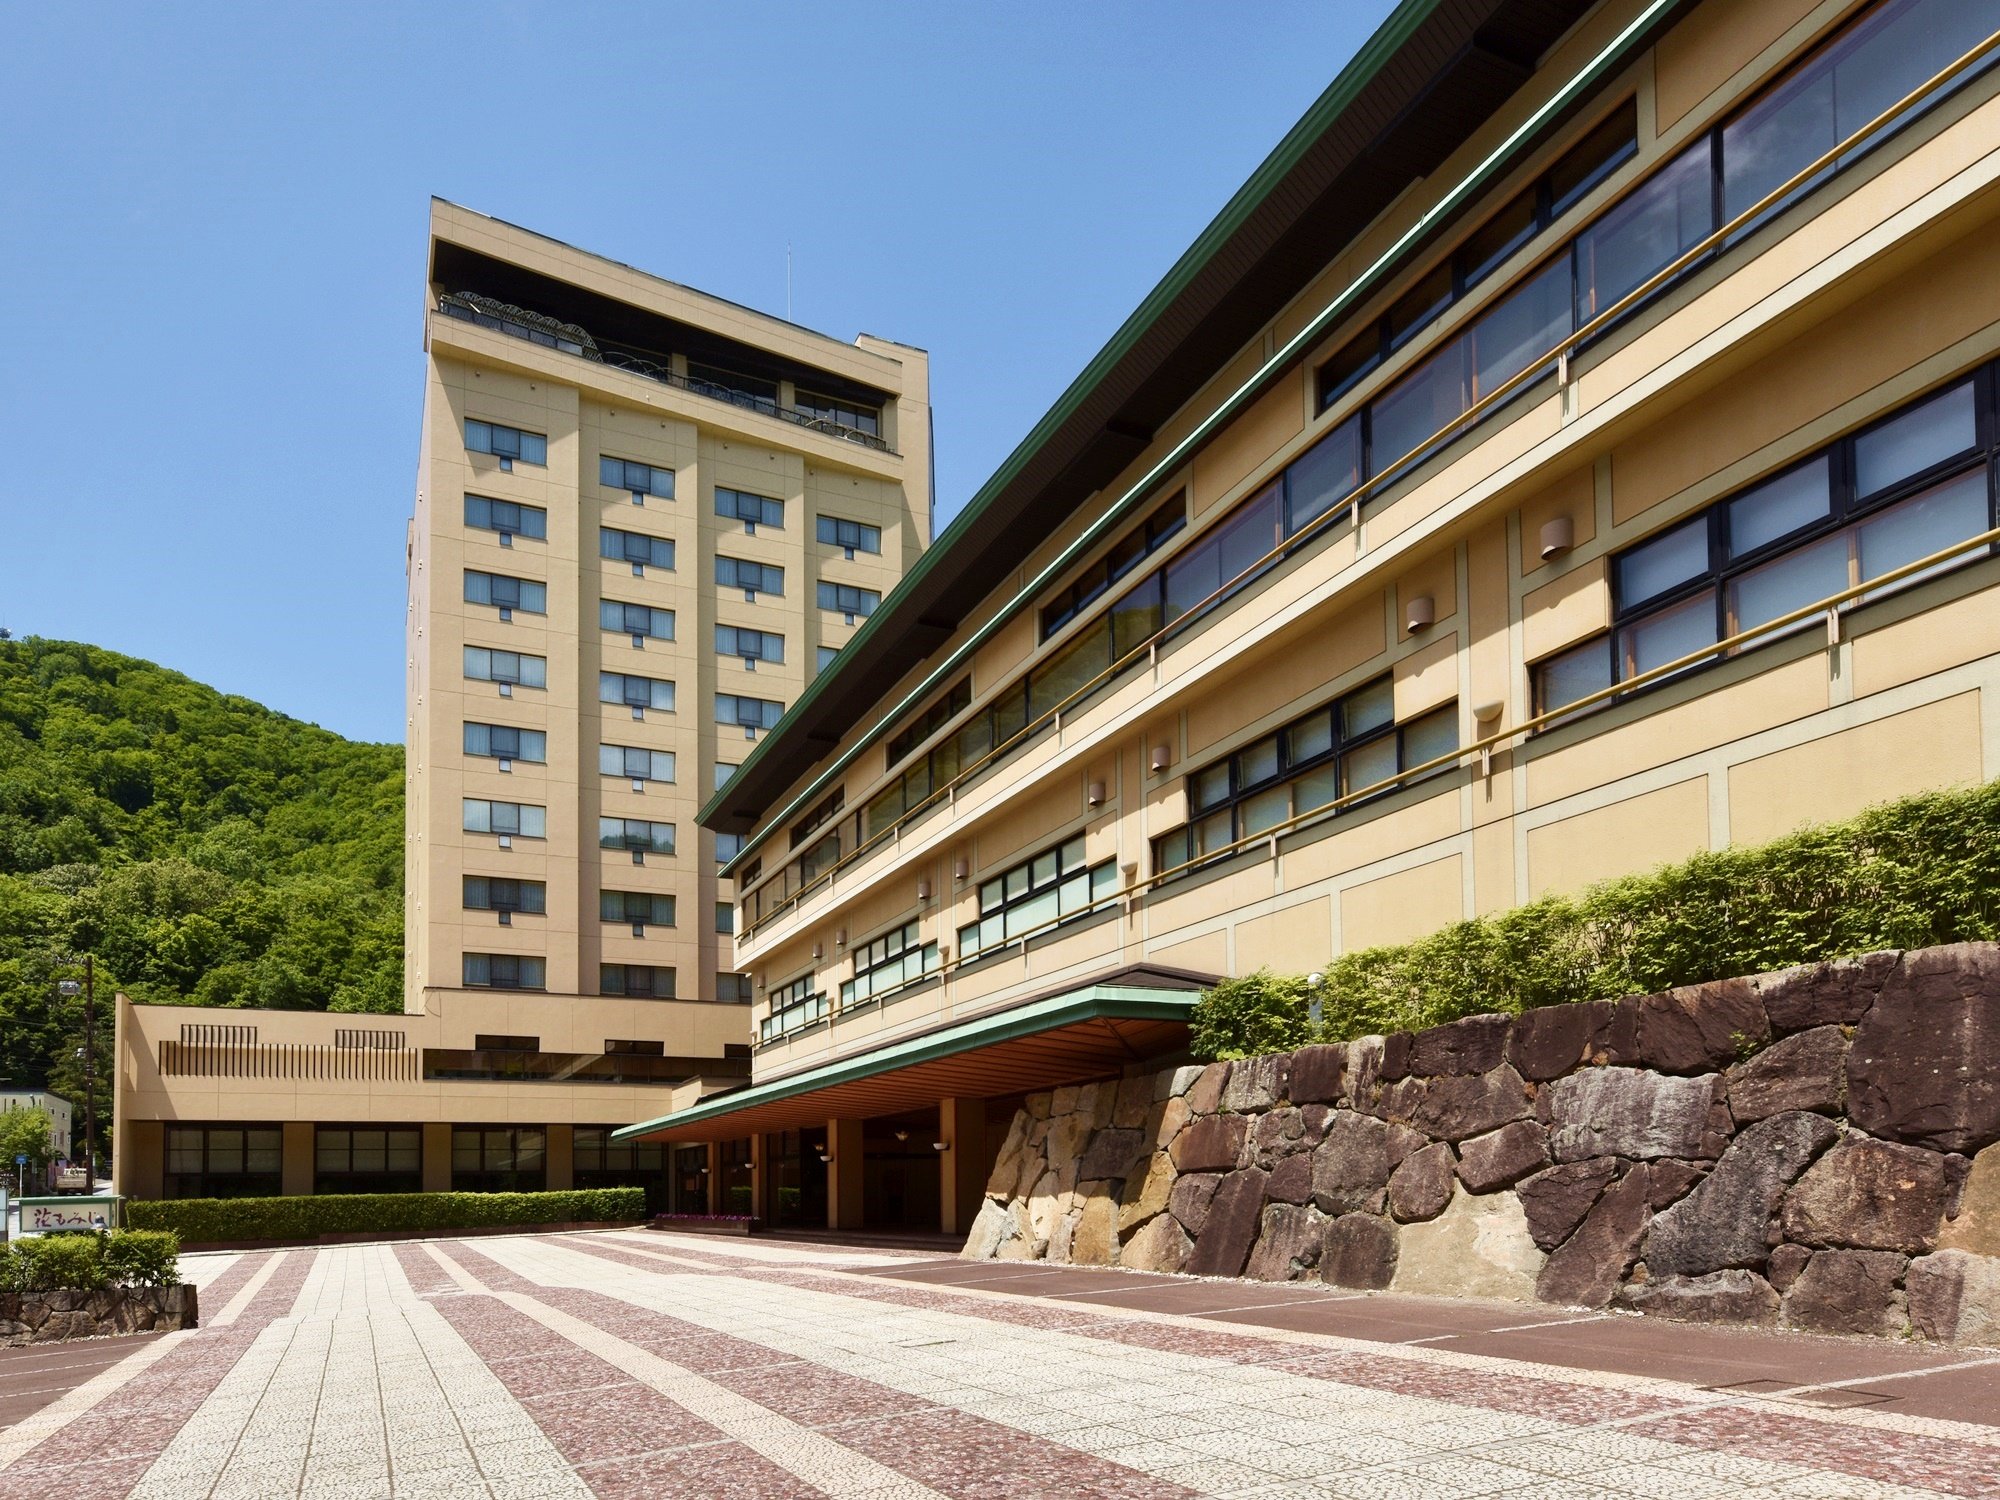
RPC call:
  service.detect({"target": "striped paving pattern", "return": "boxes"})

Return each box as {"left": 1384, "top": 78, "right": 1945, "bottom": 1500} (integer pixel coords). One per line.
{"left": 0, "top": 1230, "right": 1993, "bottom": 1498}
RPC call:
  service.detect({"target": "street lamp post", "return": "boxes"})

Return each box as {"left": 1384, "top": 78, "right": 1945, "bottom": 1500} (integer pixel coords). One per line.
{"left": 56, "top": 955, "right": 96, "bottom": 1191}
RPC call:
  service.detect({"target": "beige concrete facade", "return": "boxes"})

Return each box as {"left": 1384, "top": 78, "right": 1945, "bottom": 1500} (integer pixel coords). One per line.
{"left": 110, "top": 203, "right": 930, "bottom": 1204}
{"left": 672, "top": 0, "right": 2000, "bottom": 1229}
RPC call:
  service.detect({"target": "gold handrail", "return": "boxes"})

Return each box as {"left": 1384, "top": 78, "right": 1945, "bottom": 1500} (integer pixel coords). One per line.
{"left": 738, "top": 24, "right": 2000, "bottom": 942}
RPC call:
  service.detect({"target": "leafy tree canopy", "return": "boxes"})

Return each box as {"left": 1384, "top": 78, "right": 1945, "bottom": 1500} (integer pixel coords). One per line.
{"left": 0, "top": 639, "right": 404, "bottom": 1104}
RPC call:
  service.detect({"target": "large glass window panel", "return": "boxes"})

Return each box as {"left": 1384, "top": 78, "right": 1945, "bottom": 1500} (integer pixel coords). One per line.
{"left": 1027, "top": 617, "right": 1111, "bottom": 718}
{"left": 1162, "top": 535, "right": 1221, "bottom": 622}
{"left": 1401, "top": 705, "right": 1460, "bottom": 769}
{"left": 1340, "top": 678, "right": 1395, "bottom": 740}
{"left": 1470, "top": 257, "right": 1573, "bottom": 401}
{"left": 1341, "top": 736, "right": 1400, "bottom": 797}
{"left": 1240, "top": 785, "right": 1290, "bottom": 837}
{"left": 1294, "top": 762, "right": 1342, "bottom": 814}
{"left": 1386, "top": 261, "right": 1453, "bottom": 350}
{"left": 1537, "top": 637, "right": 1615, "bottom": 713}
{"left": 1616, "top": 517, "right": 1709, "bottom": 607}
{"left": 1215, "top": 484, "right": 1284, "bottom": 583}
{"left": 1370, "top": 340, "right": 1468, "bottom": 472}
{"left": 1286, "top": 415, "right": 1363, "bottom": 533}
{"left": 1727, "top": 531, "right": 1850, "bottom": 633}
{"left": 1320, "top": 331, "right": 1382, "bottom": 408}
{"left": 1005, "top": 886, "right": 1059, "bottom": 941}
{"left": 1457, "top": 188, "right": 1539, "bottom": 289}
{"left": 1727, "top": 458, "right": 1832, "bottom": 558}
{"left": 1617, "top": 589, "right": 1718, "bottom": 678}
{"left": 1109, "top": 576, "right": 1165, "bottom": 657}
{"left": 1575, "top": 140, "right": 1713, "bottom": 323}
{"left": 1856, "top": 469, "right": 1990, "bottom": 587}
{"left": 1237, "top": 734, "right": 1281, "bottom": 788}
{"left": 1548, "top": 99, "right": 1639, "bottom": 215}
{"left": 1722, "top": 47, "right": 1836, "bottom": 224}
{"left": 1853, "top": 382, "right": 1978, "bottom": 497}
{"left": 1287, "top": 711, "right": 1334, "bottom": 765}
{"left": 1832, "top": 0, "right": 1998, "bottom": 159}
{"left": 1192, "top": 763, "right": 1231, "bottom": 811}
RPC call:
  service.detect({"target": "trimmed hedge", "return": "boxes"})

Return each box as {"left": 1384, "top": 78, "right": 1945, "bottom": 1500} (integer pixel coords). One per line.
{"left": 1191, "top": 778, "right": 2000, "bottom": 1060}
{"left": 127, "top": 1188, "right": 645, "bottom": 1245}
{"left": 0, "top": 1229, "right": 181, "bottom": 1292}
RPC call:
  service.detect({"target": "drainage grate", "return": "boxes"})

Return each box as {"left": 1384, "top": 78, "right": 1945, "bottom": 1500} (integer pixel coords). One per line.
{"left": 1708, "top": 1378, "right": 1896, "bottom": 1408}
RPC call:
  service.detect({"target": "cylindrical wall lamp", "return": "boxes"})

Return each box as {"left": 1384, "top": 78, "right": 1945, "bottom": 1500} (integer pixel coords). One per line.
{"left": 1087, "top": 779, "right": 1106, "bottom": 807}
{"left": 953, "top": 856, "right": 969, "bottom": 881}
{"left": 812, "top": 940, "right": 824, "bottom": 960}
{"left": 1539, "top": 516, "right": 1575, "bottom": 561}
{"left": 1405, "top": 594, "right": 1435, "bottom": 632}
{"left": 1149, "top": 743, "right": 1172, "bottom": 774}
{"left": 916, "top": 876, "right": 933, "bottom": 901}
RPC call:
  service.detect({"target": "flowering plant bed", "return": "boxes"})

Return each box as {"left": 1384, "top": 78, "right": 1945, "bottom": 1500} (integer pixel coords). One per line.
{"left": 648, "top": 1214, "right": 757, "bottom": 1237}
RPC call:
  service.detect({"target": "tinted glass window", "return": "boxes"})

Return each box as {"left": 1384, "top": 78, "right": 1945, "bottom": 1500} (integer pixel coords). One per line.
{"left": 1616, "top": 517, "right": 1708, "bottom": 606}
{"left": 1853, "top": 382, "right": 1977, "bottom": 496}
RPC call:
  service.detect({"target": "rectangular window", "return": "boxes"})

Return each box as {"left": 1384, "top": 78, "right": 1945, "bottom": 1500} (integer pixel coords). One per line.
{"left": 599, "top": 963, "right": 675, "bottom": 998}
{"left": 314, "top": 1126, "right": 422, "bottom": 1195}
{"left": 450, "top": 1126, "right": 545, "bottom": 1194}
{"left": 463, "top": 647, "right": 547, "bottom": 688}
{"left": 465, "top": 419, "right": 547, "bottom": 466}
{"left": 717, "top": 626, "right": 784, "bottom": 664}
{"left": 465, "top": 495, "right": 547, "bottom": 540}
{"left": 462, "top": 953, "right": 547, "bottom": 991}
{"left": 464, "top": 877, "right": 546, "bottom": 914}
{"left": 817, "top": 581, "right": 881, "bottom": 619}
{"left": 600, "top": 599, "right": 675, "bottom": 641}
{"left": 688, "top": 363, "right": 779, "bottom": 408}
{"left": 1151, "top": 679, "right": 1460, "bottom": 877}
{"left": 715, "top": 832, "right": 746, "bottom": 862}
{"left": 464, "top": 571, "right": 547, "bottom": 615}
{"left": 760, "top": 973, "right": 826, "bottom": 1043}
{"left": 599, "top": 456, "right": 675, "bottom": 499}
{"left": 816, "top": 645, "right": 839, "bottom": 672}
{"left": 164, "top": 1125, "right": 283, "bottom": 1200}
{"left": 462, "top": 799, "right": 546, "bottom": 838}
{"left": 600, "top": 890, "right": 675, "bottom": 926}
{"left": 715, "top": 761, "right": 737, "bottom": 790}
{"left": 1039, "top": 494, "right": 1187, "bottom": 639}
{"left": 599, "top": 527, "right": 675, "bottom": 572}
{"left": 885, "top": 677, "right": 973, "bottom": 767}
{"left": 716, "top": 487, "right": 785, "bottom": 529}
{"left": 816, "top": 514, "right": 883, "bottom": 555}
{"left": 789, "top": 788, "right": 845, "bottom": 849}
{"left": 840, "top": 919, "right": 938, "bottom": 1007}
{"left": 957, "top": 836, "right": 1116, "bottom": 962}
{"left": 463, "top": 722, "right": 547, "bottom": 762}
{"left": 716, "top": 973, "right": 754, "bottom": 1004}
{"left": 717, "top": 556, "right": 784, "bottom": 597}
{"left": 599, "top": 744, "right": 675, "bottom": 783}
{"left": 717, "top": 693, "right": 784, "bottom": 732}
{"left": 716, "top": 902, "right": 734, "bottom": 934}
{"left": 599, "top": 672, "right": 675, "bottom": 712}
{"left": 794, "top": 390, "right": 881, "bottom": 437}
{"left": 598, "top": 817, "right": 676, "bottom": 855}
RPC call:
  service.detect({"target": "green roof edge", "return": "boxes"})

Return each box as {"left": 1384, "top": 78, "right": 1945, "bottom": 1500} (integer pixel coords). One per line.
{"left": 697, "top": 0, "right": 1444, "bottom": 829}
{"left": 612, "top": 984, "right": 1200, "bottom": 1140}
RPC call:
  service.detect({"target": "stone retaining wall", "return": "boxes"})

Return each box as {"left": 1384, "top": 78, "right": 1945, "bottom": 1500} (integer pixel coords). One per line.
{"left": 965, "top": 943, "right": 2000, "bottom": 1343}
{"left": 0, "top": 1283, "right": 198, "bottom": 1344}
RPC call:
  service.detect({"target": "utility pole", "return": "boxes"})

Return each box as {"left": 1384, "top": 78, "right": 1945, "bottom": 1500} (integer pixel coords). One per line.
{"left": 56, "top": 955, "right": 96, "bottom": 1191}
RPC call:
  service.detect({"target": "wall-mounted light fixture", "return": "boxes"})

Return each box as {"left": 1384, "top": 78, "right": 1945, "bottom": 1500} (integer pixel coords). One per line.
{"left": 1472, "top": 700, "right": 1505, "bottom": 777}
{"left": 817, "top": 1151, "right": 833, "bottom": 1164}
{"left": 1405, "top": 594, "right": 1435, "bottom": 633}
{"left": 812, "top": 940, "right": 825, "bottom": 960}
{"left": 931, "top": 1141, "right": 949, "bottom": 1152}
{"left": 953, "top": 856, "right": 969, "bottom": 882}
{"left": 835, "top": 928, "right": 848, "bottom": 948}
{"left": 1087, "top": 779, "right": 1105, "bottom": 807}
{"left": 1539, "top": 516, "right": 1575, "bottom": 561}
{"left": 916, "top": 876, "right": 932, "bottom": 901}
{"left": 1149, "top": 743, "right": 1172, "bottom": 774}
{"left": 893, "top": 1129, "right": 909, "bottom": 1142}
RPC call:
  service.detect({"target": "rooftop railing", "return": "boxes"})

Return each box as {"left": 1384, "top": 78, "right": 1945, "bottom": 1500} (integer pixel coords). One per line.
{"left": 436, "top": 291, "right": 894, "bottom": 453}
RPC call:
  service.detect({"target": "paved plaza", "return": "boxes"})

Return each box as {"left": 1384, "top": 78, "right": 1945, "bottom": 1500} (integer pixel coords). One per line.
{"left": 0, "top": 1230, "right": 1996, "bottom": 1499}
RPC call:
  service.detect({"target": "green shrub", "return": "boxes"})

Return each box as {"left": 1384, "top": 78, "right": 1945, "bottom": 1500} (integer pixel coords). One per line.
{"left": 5, "top": 1233, "right": 106, "bottom": 1292}
{"left": 1191, "top": 778, "right": 2000, "bottom": 1060}
{"left": 100, "top": 1228, "right": 181, "bottom": 1287}
{"left": 126, "top": 1187, "right": 646, "bottom": 1244}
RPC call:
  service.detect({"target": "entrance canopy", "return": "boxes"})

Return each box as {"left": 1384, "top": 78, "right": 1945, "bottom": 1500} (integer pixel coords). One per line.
{"left": 614, "top": 978, "right": 1201, "bottom": 1145}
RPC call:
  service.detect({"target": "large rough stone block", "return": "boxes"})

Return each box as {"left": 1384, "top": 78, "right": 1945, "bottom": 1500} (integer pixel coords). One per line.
{"left": 1544, "top": 1068, "right": 1719, "bottom": 1162}
{"left": 1185, "top": 1061, "right": 1232, "bottom": 1115}
{"left": 1847, "top": 944, "right": 2000, "bottom": 1155}
{"left": 1117, "top": 1152, "right": 1177, "bottom": 1233}
{"left": 1149, "top": 1095, "right": 1191, "bottom": 1151}
{"left": 1940, "top": 1143, "right": 2000, "bottom": 1256}
{"left": 1249, "top": 1106, "right": 1308, "bottom": 1167}
{"left": 1782, "top": 1136, "right": 1952, "bottom": 1253}
{"left": 1408, "top": 1014, "right": 1511, "bottom": 1077}
{"left": 1455, "top": 1121, "right": 1549, "bottom": 1194}
{"left": 1536, "top": 1165, "right": 1653, "bottom": 1308}
{"left": 1184, "top": 1167, "right": 1269, "bottom": 1277}
{"left": 1781, "top": 1249, "right": 1908, "bottom": 1337}
{"left": 1068, "top": 1195, "right": 1120, "bottom": 1266}
{"left": 961, "top": 1198, "right": 1025, "bottom": 1259}
{"left": 1388, "top": 1142, "right": 1456, "bottom": 1223}
{"left": 1223, "top": 1053, "right": 1287, "bottom": 1113}
{"left": 1245, "top": 1203, "right": 1328, "bottom": 1282}
{"left": 1620, "top": 1269, "right": 1779, "bottom": 1325}
{"left": 1320, "top": 1213, "right": 1398, "bottom": 1290}
{"left": 1289, "top": 1044, "right": 1346, "bottom": 1104}
{"left": 1311, "top": 1111, "right": 1393, "bottom": 1214}
{"left": 1726, "top": 1026, "right": 1847, "bottom": 1124}
{"left": 1079, "top": 1128, "right": 1147, "bottom": 1183}
{"left": 1390, "top": 1187, "right": 1544, "bottom": 1302}
{"left": 1906, "top": 1250, "right": 2000, "bottom": 1344}
{"left": 1121, "top": 1212, "right": 1193, "bottom": 1273}
{"left": 1635, "top": 978, "right": 1769, "bottom": 1074}
{"left": 984, "top": 1112, "right": 1029, "bottom": 1197}
{"left": 1767, "top": 1243, "right": 1810, "bottom": 1292}
{"left": 1506, "top": 1001, "right": 1614, "bottom": 1082}
{"left": 1112, "top": 1077, "right": 1155, "bottom": 1129}
{"left": 1517, "top": 1158, "right": 1617, "bottom": 1251}
{"left": 1169, "top": 1173, "right": 1222, "bottom": 1236}
{"left": 1409, "top": 1064, "right": 1532, "bottom": 1142}
{"left": 1170, "top": 1113, "right": 1248, "bottom": 1173}
{"left": 1156, "top": 1063, "right": 1206, "bottom": 1101}
{"left": 1645, "top": 1111, "right": 1838, "bottom": 1277}
{"left": 1266, "top": 1153, "right": 1313, "bottom": 1206}
{"left": 1754, "top": 949, "right": 1899, "bottom": 1033}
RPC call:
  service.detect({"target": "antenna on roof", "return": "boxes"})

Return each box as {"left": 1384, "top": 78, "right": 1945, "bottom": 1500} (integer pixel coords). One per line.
{"left": 786, "top": 242, "right": 793, "bottom": 322}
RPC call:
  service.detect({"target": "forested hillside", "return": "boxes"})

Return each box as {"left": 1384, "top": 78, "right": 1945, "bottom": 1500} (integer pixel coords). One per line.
{"left": 0, "top": 639, "right": 404, "bottom": 1098}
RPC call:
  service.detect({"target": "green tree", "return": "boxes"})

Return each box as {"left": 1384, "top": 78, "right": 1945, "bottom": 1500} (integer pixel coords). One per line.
{"left": 0, "top": 1107, "right": 56, "bottom": 1177}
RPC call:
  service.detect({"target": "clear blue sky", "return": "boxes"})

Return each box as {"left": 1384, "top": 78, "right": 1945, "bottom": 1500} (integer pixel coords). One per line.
{"left": 0, "top": 3, "right": 1396, "bottom": 745}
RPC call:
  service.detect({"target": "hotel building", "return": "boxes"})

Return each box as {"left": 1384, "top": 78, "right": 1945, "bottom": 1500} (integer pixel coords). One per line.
{"left": 622, "top": 0, "right": 2000, "bottom": 1236}
{"left": 111, "top": 203, "right": 933, "bottom": 1206}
